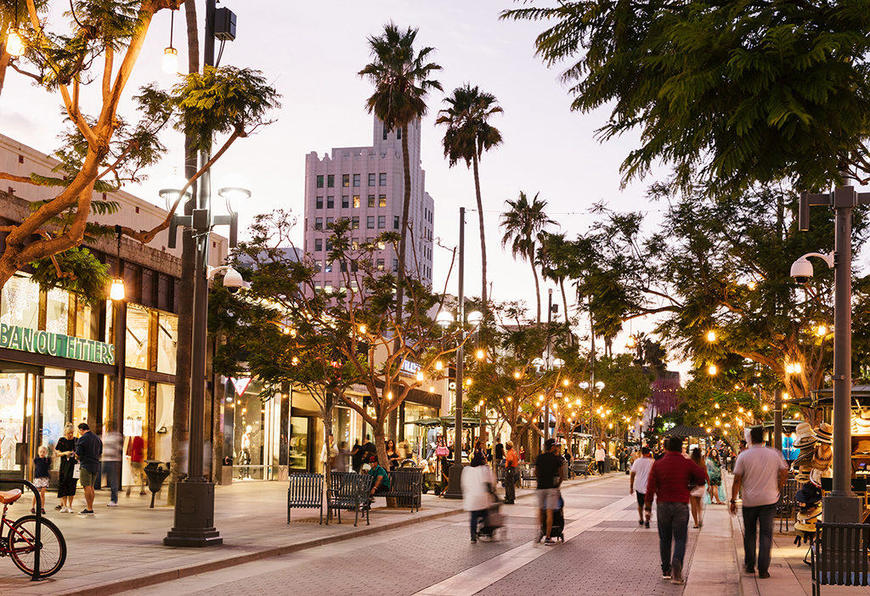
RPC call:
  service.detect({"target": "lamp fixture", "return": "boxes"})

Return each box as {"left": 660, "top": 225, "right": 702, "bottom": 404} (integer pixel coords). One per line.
{"left": 162, "top": 9, "right": 179, "bottom": 74}
{"left": 109, "top": 224, "right": 125, "bottom": 301}
{"left": 6, "top": 0, "right": 25, "bottom": 58}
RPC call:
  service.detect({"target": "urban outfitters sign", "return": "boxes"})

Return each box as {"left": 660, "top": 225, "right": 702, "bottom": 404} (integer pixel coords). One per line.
{"left": 0, "top": 323, "right": 115, "bottom": 366}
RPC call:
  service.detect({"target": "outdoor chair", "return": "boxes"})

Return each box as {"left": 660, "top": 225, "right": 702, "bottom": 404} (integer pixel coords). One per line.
{"left": 286, "top": 473, "right": 323, "bottom": 524}
{"left": 387, "top": 468, "right": 423, "bottom": 512}
{"left": 776, "top": 478, "right": 800, "bottom": 533}
{"left": 811, "top": 521, "right": 870, "bottom": 596}
{"left": 328, "top": 471, "right": 372, "bottom": 527}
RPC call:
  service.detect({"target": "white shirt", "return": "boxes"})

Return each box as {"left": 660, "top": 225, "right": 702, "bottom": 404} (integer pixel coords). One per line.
{"left": 631, "top": 456, "right": 654, "bottom": 494}
{"left": 461, "top": 465, "right": 495, "bottom": 511}
{"left": 595, "top": 448, "right": 606, "bottom": 462}
{"left": 733, "top": 444, "right": 787, "bottom": 507}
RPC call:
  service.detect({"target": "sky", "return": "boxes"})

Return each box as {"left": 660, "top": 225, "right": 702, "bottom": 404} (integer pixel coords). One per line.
{"left": 5, "top": 0, "right": 862, "bottom": 372}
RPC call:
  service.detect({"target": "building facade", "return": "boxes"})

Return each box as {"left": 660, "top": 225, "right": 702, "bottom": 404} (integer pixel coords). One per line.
{"left": 303, "top": 117, "right": 435, "bottom": 291}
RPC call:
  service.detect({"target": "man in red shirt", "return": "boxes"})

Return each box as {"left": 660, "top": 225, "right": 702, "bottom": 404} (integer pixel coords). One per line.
{"left": 644, "top": 436, "right": 707, "bottom": 584}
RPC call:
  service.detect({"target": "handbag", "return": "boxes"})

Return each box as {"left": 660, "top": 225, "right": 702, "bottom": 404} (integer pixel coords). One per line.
{"left": 690, "top": 484, "right": 706, "bottom": 498}
{"left": 72, "top": 463, "right": 81, "bottom": 479}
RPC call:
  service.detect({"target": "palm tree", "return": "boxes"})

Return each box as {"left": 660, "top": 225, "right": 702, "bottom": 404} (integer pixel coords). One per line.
{"left": 500, "top": 192, "right": 555, "bottom": 324}
{"left": 538, "top": 231, "right": 574, "bottom": 329}
{"left": 359, "top": 23, "right": 442, "bottom": 326}
{"left": 436, "top": 84, "right": 503, "bottom": 305}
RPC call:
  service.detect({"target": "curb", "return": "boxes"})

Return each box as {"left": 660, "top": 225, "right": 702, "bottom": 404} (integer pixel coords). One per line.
{"left": 59, "top": 472, "right": 615, "bottom": 595}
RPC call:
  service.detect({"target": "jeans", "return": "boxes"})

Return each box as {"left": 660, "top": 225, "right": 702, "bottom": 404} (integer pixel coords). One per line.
{"left": 103, "top": 460, "right": 121, "bottom": 503}
{"left": 742, "top": 503, "right": 776, "bottom": 573}
{"left": 470, "top": 509, "right": 487, "bottom": 539}
{"left": 504, "top": 468, "right": 516, "bottom": 503}
{"left": 656, "top": 501, "right": 689, "bottom": 574}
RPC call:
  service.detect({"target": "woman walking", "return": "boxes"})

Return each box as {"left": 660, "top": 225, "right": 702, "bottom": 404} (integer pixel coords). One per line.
{"left": 55, "top": 423, "right": 77, "bottom": 513}
{"left": 461, "top": 452, "right": 495, "bottom": 543}
{"left": 706, "top": 452, "right": 724, "bottom": 504}
{"left": 689, "top": 448, "right": 708, "bottom": 528}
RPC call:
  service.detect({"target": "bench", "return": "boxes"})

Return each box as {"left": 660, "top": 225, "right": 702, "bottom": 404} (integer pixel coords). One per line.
{"left": 287, "top": 473, "right": 323, "bottom": 524}
{"left": 811, "top": 522, "right": 870, "bottom": 596}
{"left": 387, "top": 468, "right": 423, "bottom": 512}
{"left": 328, "top": 471, "right": 372, "bottom": 527}
{"left": 776, "top": 478, "right": 800, "bottom": 533}
{"left": 572, "top": 460, "right": 592, "bottom": 477}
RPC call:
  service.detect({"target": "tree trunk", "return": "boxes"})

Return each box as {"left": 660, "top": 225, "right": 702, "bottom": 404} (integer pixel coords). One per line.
{"left": 168, "top": 0, "right": 200, "bottom": 505}
{"left": 373, "top": 417, "right": 389, "bottom": 468}
{"left": 0, "top": 48, "right": 9, "bottom": 97}
{"left": 559, "top": 278, "right": 569, "bottom": 327}
{"left": 472, "top": 152, "right": 487, "bottom": 304}
{"left": 393, "top": 123, "right": 412, "bottom": 343}
{"left": 531, "top": 255, "right": 541, "bottom": 324}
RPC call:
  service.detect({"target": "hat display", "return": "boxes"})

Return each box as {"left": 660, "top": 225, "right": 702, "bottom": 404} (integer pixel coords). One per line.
{"left": 794, "top": 422, "right": 815, "bottom": 442}
{"left": 795, "top": 481, "right": 823, "bottom": 505}
{"left": 815, "top": 422, "right": 833, "bottom": 445}
{"left": 794, "top": 520, "right": 818, "bottom": 533}
{"left": 792, "top": 449, "right": 815, "bottom": 468}
{"left": 854, "top": 439, "right": 870, "bottom": 455}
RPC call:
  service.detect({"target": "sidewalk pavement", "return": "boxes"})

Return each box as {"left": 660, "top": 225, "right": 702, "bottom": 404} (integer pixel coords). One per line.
{"left": 0, "top": 471, "right": 620, "bottom": 595}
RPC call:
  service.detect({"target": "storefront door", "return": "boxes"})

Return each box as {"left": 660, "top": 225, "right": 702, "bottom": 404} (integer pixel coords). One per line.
{"left": 0, "top": 369, "right": 33, "bottom": 478}
{"left": 38, "top": 370, "right": 70, "bottom": 473}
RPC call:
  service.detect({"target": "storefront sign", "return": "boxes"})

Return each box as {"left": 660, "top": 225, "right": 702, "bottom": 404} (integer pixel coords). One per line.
{"left": 0, "top": 323, "right": 115, "bottom": 365}
{"left": 400, "top": 359, "right": 421, "bottom": 376}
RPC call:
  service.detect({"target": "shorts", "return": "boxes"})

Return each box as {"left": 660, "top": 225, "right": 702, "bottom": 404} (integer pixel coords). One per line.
{"left": 80, "top": 467, "right": 96, "bottom": 488}
{"left": 636, "top": 491, "right": 646, "bottom": 508}
{"left": 34, "top": 477, "right": 49, "bottom": 489}
{"left": 536, "top": 487, "right": 560, "bottom": 510}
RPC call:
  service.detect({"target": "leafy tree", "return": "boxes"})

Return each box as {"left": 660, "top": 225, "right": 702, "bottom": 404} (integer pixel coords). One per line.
{"left": 502, "top": 0, "right": 870, "bottom": 192}
{"left": 436, "top": 84, "right": 503, "bottom": 304}
{"left": 359, "top": 23, "right": 442, "bottom": 332}
{"left": 537, "top": 231, "right": 576, "bottom": 331}
{"left": 213, "top": 211, "right": 463, "bottom": 468}
{"left": 0, "top": 1, "right": 279, "bottom": 294}
{"left": 500, "top": 191, "right": 555, "bottom": 324}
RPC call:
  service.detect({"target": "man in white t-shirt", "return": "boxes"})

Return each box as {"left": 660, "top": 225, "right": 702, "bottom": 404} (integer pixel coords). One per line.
{"left": 595, "top": 444, "right": 606, "bottom": 474}
{"left": 630, "top": 446, "right": 654, "bottom": 528}
{"left": 730, "top": 426, "right": 788, "bottom": 579}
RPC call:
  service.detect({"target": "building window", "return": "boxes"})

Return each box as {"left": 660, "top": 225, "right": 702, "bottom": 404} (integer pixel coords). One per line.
{"left": 393, "top": 216, "right": 400, "bottom": 230}
{"left": 367, "top": 216, "right": 375, "bottom": 229}
{"left": 326, "top": 217, "right": 334, "bottom": 229}
{"left": 377, "top": 215, "right": 385, "bottom": 229}
{"left": 340, "top": 195, "right": 349, "bottom": 208}
{"left": 378, "top": 195, "right": 387, "bottom": 207}
{"left": 125, "top": 304, "right": 151, "bottom": 369}
{"left": 397, "top": 128, "right": 402, "bottom": 140}
{"left": 325, "top": 262, "right": 333, "bottom": 273}
{"left": 342, "top": 174, "right": 349, "bottom": 187}
{"left": 340, "top": 261, "right": 347, "bottom": 273}
{"left": 368, "top": 173, "right": 376, "bottom": 186}
{"left": 316, "top": 175, "right": 324, "bottom": 188}
{"left": 327, "top": 174, "right": 334, "bottom": 188}
{"left": 379, "top": 172, "right": 387, "bottom": 186}
{"left": 326, "top": 196, "right": 334, "bottom": 209}
{"left": 326, "top": 238, "right": 333, "bottom": 251}
{"left": 353, "top": 174, "right": 360, "bottom": 187}
{"left": 368, "top": 195, "right": 376, "bottom": 208}
{"left": 382, "top": 127, "right": 388, "bottom": 140}
{"left": 352, "top": 216, "right": 359, "bottom": 229}
{"left": 376, "top": 259, "right": 385, "bottom": 271}
{"left": 353, "top": 195, "right": 360, "bottom": 208}
{"left": 315, "top": 217, "right": 323, "bottom": 230}
{"left": 157, "top": 313, "right": 178, "bottom": 375}
{"left": 393, "top": 258, "right": 398, "bottom": 272}
{"left": 351, "top": 261, "right": 358, "bottom": 273}
{"left": 315, "top": 196, "right": 323, "bottom": 209}
{"left": 315, "top": 238, "right": 323, "bottom": 251}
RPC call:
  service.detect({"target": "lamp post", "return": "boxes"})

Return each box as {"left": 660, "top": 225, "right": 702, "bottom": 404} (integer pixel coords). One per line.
{"left": 797, "top": 184, "right": 869, "bottom": 523}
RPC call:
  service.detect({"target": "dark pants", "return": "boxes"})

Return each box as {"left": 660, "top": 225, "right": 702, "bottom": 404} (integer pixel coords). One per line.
{"left": 656, "top": 501, "right": 689, "bottom": 574}
{"left": 504, "top": 468, "right": 517, "bottom": 503}
{"left": 742, "top": 503, "right": 776, "bottom": 573}
{"left": 103, "top": 460, "right": 121, "bottom": 503}
{"left": 597, "top": 461, "right": 605, "bottom": 474}
{"left": 470, "top": 509, "right": 487, "bottom": 539}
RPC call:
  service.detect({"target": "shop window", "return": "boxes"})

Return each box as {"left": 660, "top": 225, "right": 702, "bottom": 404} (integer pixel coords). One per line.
{"left": 0, "top": 372, "right": 27, "bottom": 471}
{"left": 289, "top": 416, "right": 308, "bottom": 470}
{"left": 41, "top": 369, "right": 67, "bottom": 465}
{"left": 122, "top": 379, "right": 148, "bottom": 485}
{"left": 45, "top": 288, "right": 70, "bottom": 335}
{"left": 125, "top": 304, "right": 151, "bottom": 369}
{"left": 0, "top": 274, "right": 39, "bottom": 330}
{"left": 72, "top": 372, "right": 89, "bottom": 427}
{"left": 74, "top": 296, "right": 94, "bottom": 340}
{"left": 157, "top": 313, "right": 178, "bottom": 375}
{"left": 155, "top": 383, "right": 174, "bottom": 461}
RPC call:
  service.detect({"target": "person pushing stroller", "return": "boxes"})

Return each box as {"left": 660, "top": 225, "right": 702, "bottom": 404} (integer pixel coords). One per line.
{"left": 462, "top": 451, "right": 500, "bottom": 542}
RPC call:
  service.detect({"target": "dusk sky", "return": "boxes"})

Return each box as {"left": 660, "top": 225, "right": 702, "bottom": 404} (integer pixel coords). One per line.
{"left": 7, "top": 0, "right": 860, "bottom": 368}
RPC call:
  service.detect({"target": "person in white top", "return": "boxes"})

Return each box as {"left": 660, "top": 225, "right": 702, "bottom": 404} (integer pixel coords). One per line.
{"left": 630, "top": 446, "right": 655, "bottom": 528}
{"left": 462, "top": 451, "right": 496, "bottom": 543}
{"left": 730, "top": 426, "right": 788, "bottom": 579}
{"left": 595, "top": 444, "right": 607, "bottom": 474}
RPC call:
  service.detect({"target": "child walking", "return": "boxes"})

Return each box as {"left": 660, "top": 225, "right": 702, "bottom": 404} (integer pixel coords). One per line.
{"left": 32, "top": 445, "right": 50, "bottom": 514}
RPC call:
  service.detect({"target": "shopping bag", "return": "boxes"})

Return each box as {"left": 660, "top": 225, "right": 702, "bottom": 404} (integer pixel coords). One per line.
{"left": 72, "top": 463, "right": 81, "bottom": 479}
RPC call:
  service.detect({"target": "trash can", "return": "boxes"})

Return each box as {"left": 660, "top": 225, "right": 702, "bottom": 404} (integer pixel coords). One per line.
{"left": 220, "top": 457, "right": 233, "bottom": 486}
{"left": 143, "top": 461, "right": 171, "bottom": 508}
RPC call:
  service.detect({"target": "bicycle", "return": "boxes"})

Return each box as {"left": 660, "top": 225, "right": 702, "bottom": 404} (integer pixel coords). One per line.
{"left": 0, "top": 488, "right": 67, "bottom": 578}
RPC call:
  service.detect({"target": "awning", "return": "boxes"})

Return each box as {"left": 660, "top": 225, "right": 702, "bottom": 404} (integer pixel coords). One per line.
{"left": 664, "top": 424, "right": 707, "bottom": 438}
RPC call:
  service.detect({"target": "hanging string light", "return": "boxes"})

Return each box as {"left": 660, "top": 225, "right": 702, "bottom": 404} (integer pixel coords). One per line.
{"left": 5, "top": 0, "right": 25, "bottom": 58}
{"left": 162, "top": 8, "right": 179, "bottom": 74}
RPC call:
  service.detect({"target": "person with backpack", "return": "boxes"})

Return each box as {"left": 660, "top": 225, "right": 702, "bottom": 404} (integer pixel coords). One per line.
{"left": 535, "top": 438, "right": 565, "bottom": 545}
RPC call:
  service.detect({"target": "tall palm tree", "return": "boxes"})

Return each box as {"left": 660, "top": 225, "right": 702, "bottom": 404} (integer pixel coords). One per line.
{"left": 538, "top": 231, "right": 573, "bottom": 328}
{"left": 359, "top": 23, "right": 441, "bottom": 326}
{"left": 500, "top": 192, "right": 555, "bottom": 324}
{"left": 436, "top": 84, "right": 503, "bottom": 305}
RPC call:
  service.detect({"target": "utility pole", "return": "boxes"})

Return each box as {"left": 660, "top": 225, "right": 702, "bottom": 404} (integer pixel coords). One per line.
{"left": 543, "top": 289, "right": 553, "bottom": 446}
{"left": 773, "top": 388, "right": 782, "bottom": 453}
{"left": 799, "top": 183, "right": 868, "bottom": 523}
{"left": 444, "top": 207, "right": 465, "bottom": 499}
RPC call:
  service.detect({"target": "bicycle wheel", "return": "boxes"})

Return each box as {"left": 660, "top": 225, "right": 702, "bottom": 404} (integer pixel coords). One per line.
{"left": 8, "top": 515, "right": 67, "bottom": 578}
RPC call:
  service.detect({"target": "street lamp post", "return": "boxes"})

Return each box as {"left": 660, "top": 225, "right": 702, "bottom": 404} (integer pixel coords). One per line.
{"left": 798, "top": 184, "right": 869, "bottom": 523}
{"left": 444, "top": 207, "right": 466, "bottom": 499}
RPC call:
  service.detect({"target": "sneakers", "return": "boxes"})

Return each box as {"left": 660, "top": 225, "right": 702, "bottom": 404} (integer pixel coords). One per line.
{"left": 535, "top": 530, "right": 544, "bottom": 544}
{"left": 471, "top": 536, "right": 477, "bottom": 543}
{"left": 644, "top": 520, "right": 650, "bottom": 529}
{"left": 638, "top": 519, "right": 644, "bottom": 526}
{"left": 661, "top": 572, "right": 671, "bottom": 580}
{"left": 543, "top": 538, "right": 556, "bottom": 546}
{"left": 107, "top": 501, "right": 119, "bottom": 507}
{"left": 758, "top": 571, "right": 770, "bottom": 579}
{"left": 744, "top": 566, "right": 755, "bottom": 575}
{"left": 62, "top": 507, "right": 73, "bottom": 513}
{"left": 671, "top": 559, "right": 684, "bottom": 584}
{"left": 79, "top": 509, "right": 95, "bottom": 516}
{"left": 54, "top": 504, "right": 63, "bottom": 511}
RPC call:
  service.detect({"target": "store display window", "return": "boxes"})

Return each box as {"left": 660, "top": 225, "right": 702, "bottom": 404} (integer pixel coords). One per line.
{"left": 125, "top": 305, "right": 151, "bottom": 370}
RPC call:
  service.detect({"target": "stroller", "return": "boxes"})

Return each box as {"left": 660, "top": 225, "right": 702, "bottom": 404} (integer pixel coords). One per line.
{"left": 540, "top": 494, "right": 565, "bottom": 542}
{"left": 477, "top": 501, "right": 504, "bottom": 540}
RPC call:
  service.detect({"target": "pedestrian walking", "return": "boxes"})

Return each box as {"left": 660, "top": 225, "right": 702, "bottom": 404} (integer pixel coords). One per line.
{"left": 595, "top": 443, "right": 606, "bottom": 474}
{"left": 644, "top": 436, "right": 706, "bottom": 584}
{"left": 75, "top": 422, "right": 102, "bottom": 516}
{"left": 334, "top": 441, "right": 349, "bottom": 472}
{"left": 689, "top": 448, "right": 708, "bottom": 528}
{"left": 503, "top": 441, "right": 519, "bottom": 504}
{"left": 706, "top": 452, "right": 724, "bottom": 504}
{"left": 462, "top": 451, "right": 496, "bottom": 543}
{"left": 730, "top": 426, "right": 788, "bottom": 579}
{"left": 31, "top": 445, "right": 50, "bottom": 514}
{"left": 55, "top": 423, "right": 77, "bottom": 513}
{"left": 535, "top": 438, "right": 565, "bottom": 545}
{"left": 102, "top": 422, "right": 123, "bottom": 507}
{"left": 630, "top": 446, "right": 654, "bottom": 528}
{"left": 350, "top": 440, "right": 363, "bottom": 473}
{"left": 126, "top": 433, "right": 147, "bottom": 497}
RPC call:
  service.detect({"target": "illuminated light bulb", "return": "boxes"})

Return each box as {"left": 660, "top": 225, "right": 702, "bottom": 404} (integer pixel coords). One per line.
{"left": 358, "top": 324, "right": 367, "bottom": 334}
{"left": 435, "top": 360, "right": 444, "bottom": 371}
{"left": 625, "top": 335, "right": 637, "bottom": 349}
{"left": 428, "top": 385, "right": 435, "bottom": 393}
{"left": 706, "top": 428, "right": 712, "bottom": 434}
{"left": 506, "top": 396, "right": 512, "bottom": 403}
{"left": 738, "top": 407, "right": 744, "bottom": 413}
{"left": 162, "top": 46, "right": 179, "bottom": 74}
{"left": 465, "top": 378, "right": 473, "bottom": 386}
{"left": 706, "top": 330, "right": 717, "bottom": 343}
{"left": 242, "top": 408, "right": 247, "bottom": 413}
{"left": 715, "top": 420, "right": 721, "bottom": 427}
{"left": 109, "top": 278, "right": 126, "bottom": 301}
{"left": 475, "top": 349, "right": 485, "bottom": 360}
{"left": 782, "top": 392, "right": 789, "bottom": 400}
{"left": 714, "top": 402, "right": 720, "bottom": 409}
{"left": 762, "top": 404, "right": 769, "bottom": 412}
{"left": 608, "top": 423, "right": 613, "bottom": 429}
{"left": 513, "top": 371, "right": 521, "bottom": 379}
{"left": 815, "top": 324, "right": 827, "bottom": 337}
{"left": 416, "top": 371, "right": 424, "bottom": 382}
{"left": 291, "top": 356, "right": 299, "bottom": 366}
{"left": 747, "top": 281, "right": 757, "bottom": 290}
{"left": 478, "top": 399, "right": 484, "bottom": 407}
{"left": 386, "top": 391, "right": 393, "bottom": 400}
{"left": 562, "top": 379, "right": 571, "bottom": 387}
{"left": 707, "top": 364, "right": 718, "bottom": 376}
{"left": 6, "top": 29, "right": 25, "bottom": 58}
{"left": 290, "top": 328, "right": 297, "bottom": 338}
{"left": 792, "top": 362, "right": 802, "bottom": 374}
